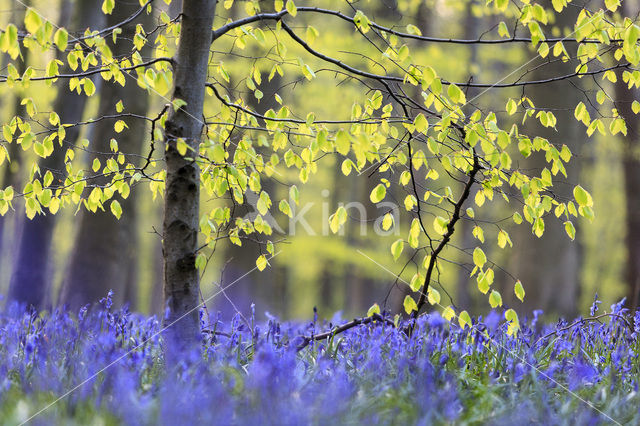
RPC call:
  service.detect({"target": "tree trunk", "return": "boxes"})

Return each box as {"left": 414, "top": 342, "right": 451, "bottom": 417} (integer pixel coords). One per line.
{"left": 217, "top": 69, "right": 282, "bottom": 320}
{"left": 0, "top": 3, "right": 31, "bottom": 291}
{"left": 614, "top": 0, "right": 640, "bottom": 311}
{"left": 0, "top": 3, "right": 29, "bottom": 260}
{"left": 162, "top": 0, "right": 216, "bottom": 344}
{"left": 8, "top": 0, "right": 103, "bottom": 309}
{"left": 59, "top": 2, "right": 152, "bottom": 310}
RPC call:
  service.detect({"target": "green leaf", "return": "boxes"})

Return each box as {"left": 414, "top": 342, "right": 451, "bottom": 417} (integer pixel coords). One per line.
{"left": 370, "top": 184, "right": 386, "bottom": 203}
{"left": 110, "top": 199, "right": 122, "bottom": 219}
{"left": 505, "top": 308, "right": 520, "bottom": 335}
{"left": 495, "top": 0, "right": 508, "bottom": 12}
{"left": 564, "top": 220, "right": 576, "bottom": 240}
{"left": 406, "top": 24, "right": 422, "bottom": 36}
{"left": 391, "top": 239, "right": 404, "bottom": 260}
{"left": 285, "top": 0, "right": 297, "bottom": 17}
{"left": 514, "top": 280, "right": 525, "bottom": 302}
{"left": 442, "top": 306, "right": 455, "bottom": 321}
{"left": 84, "top": 79, "right": 96, "bottom": 96}
{"left": 497, "top": 230, "right": 512, "bottom": 248}
{"left": 382, "top": 213, "right": 393, "bottom": 231}
{"left": 477, "top": 269, "right": 494, "bottom": 294}
{"left": 473, "top": 247, "right": 487, "bottom": 268}
{"left": 102, "top": 0, "right": 115, "bottom": 14}
{"left": 409, "top": 273, "right": 423, "bottom": 292}
{"left": 552, "top": 0, "right": 564, "bottom": 12}
{"left": 427, "top": 288, "right": 441, "bottom": 305}
{"left": 54, "top": 28, "right": 68, "bottom": 51}
{"left": 341, "top": 159, "right": 352, "bottom": 176}
{"left": 24, "top": 9, "right": 42, "bottom": 34}
{"left": 212, "top": 144, "right": 226, "bottom": 163}
{"left": 257, "top": 191, "right": 271, "bottom": 215}
{"left": 114, "top": 120, "right": 126, "bottom": 133}
{"left": 433, "top": 216, "right": 449, "bottom": 235}
{"left": 610, "top": 118, "right": 627, "bottom": 136}
{"left": 329, "top": 206, "right": 347, "bottom": 233}
{"left": 605, "top": 0, "right": 620, "bottom": 11}
{"left": 498, "top": 21, "right": 510, "bottom": 38}
{"left": 279, "top": 199, "right": 292, "bottom": 217}
{"left": 367, "top": 303, "right": 381, "bottom": 317}
{"left": 403, "top": 295, "right": 417, "bottom": 314}
{"left": 447, "top": 83, "right": 466, "bottom": 104}
{"left": 489, "top": 290, "right": 503, "bottom": 308}
{"left": 513, "top": 212, "right": 522, "bottom": 224}
{"left": 195, "top": 253, "right": 206, "bottom": 270}
{"left": 290, "top": 185, "right": 299, "bottom": 205}
{"left": 306, "top": 26, "right": 319, "bottom": 44}
{"left": 335, "top": 130, "right": 350, "bottom": 155}
{"left": 353, "top": 10, "right": 370, "bottom": 33}
{"left": 176, "top": 139, "right": 188, "bottom": 156}
{"left": 573, "top": 185, "right": 593, "bottom": 207}
{"left": 256, "top": 255, "right": 268, "bottom": 271}
{"left": 413, "top": 113, "right": 428, "bottom": 133}
{"left": 404, "top": 195, "right": 416, "bottom": 211}
{"left": 458, "top": 311, "right": 471, "bottom": 329}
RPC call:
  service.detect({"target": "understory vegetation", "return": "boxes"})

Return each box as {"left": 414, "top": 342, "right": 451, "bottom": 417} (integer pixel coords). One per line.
{"left": 1, "top": 293, "right": 638, "bottom": 425}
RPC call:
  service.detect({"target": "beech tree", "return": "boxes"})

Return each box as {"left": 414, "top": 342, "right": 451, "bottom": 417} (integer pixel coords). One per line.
{"left": 2, "top": 0, "right": 640, "bottom": 343}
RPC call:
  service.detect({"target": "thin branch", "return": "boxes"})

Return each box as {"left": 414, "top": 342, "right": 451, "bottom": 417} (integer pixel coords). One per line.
{"left": 534, "top": 313, "right": 634, "bottom": 345}
{"left": 0, "top": 57, "right": 172, "bottom": 83}
{"left": 279, "top": 21, "right": 631, "bottom": 89}
{"left": 212, "top": 7, "right": 622, "bottom": 45}
{"left": 411, "top": 152, "right": 481, "bottom": 327}
{"left": 296, "top": 313, "right": 396, "bottom": 351}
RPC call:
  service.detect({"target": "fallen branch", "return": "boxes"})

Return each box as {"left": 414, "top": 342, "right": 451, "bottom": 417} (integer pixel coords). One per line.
{"left": 534, "top": 312, "right": 634, "bottom": 346}
{"left": 296, "top": 313, "right": 396, "bottom": 351}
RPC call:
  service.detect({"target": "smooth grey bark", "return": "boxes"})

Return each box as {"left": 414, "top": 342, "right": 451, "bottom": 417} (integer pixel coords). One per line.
{"left": 59, "top": 2, "right": 152, "bottom": 310}
{"left": 162, "top": 0, "right": 216, "bottom": 344}
{"left": 8, "top": 0, "right": 104, "bottom": 309}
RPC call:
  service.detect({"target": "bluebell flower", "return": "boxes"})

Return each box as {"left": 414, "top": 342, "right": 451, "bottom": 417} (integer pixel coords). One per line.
{"left": 590, "top": 292, "right": 602, "bottom": 316}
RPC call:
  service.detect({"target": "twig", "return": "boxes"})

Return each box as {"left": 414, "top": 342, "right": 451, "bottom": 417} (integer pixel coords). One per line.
{"left": 296, "top": 313, "right": 396, "bottom": 351}
{"left": 411, "top": 152, "right": 481, "bottom": 331}
{"left": 534, "top": 313, "right": 634, "bottom": 346}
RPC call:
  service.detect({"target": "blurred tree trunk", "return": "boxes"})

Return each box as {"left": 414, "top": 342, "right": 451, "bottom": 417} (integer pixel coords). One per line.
{"left": 318, "top": 166, "right": 342, "bottom": 316}
{"left": 59, "top": 2, "right": 153, "bottom": 310}
{"left": 151, "top": 235, "right": 164, "bottom": 315}
{"left": 217, "top": 69, "right": 283, "bottom": 319}
{"left": 162, "top": 0, "right": 216, "bottom": 344}
{"left": 614, "top": 0, "right": 640, "bottom": 312}
{"left": 8, "top": 0, "right": 103, "bottom": 309}
{"left": 508, "top": 2, "right": 581, "bottom": 317}
{"left": 0, "top": 2, "right": 30, "bottom": 269}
